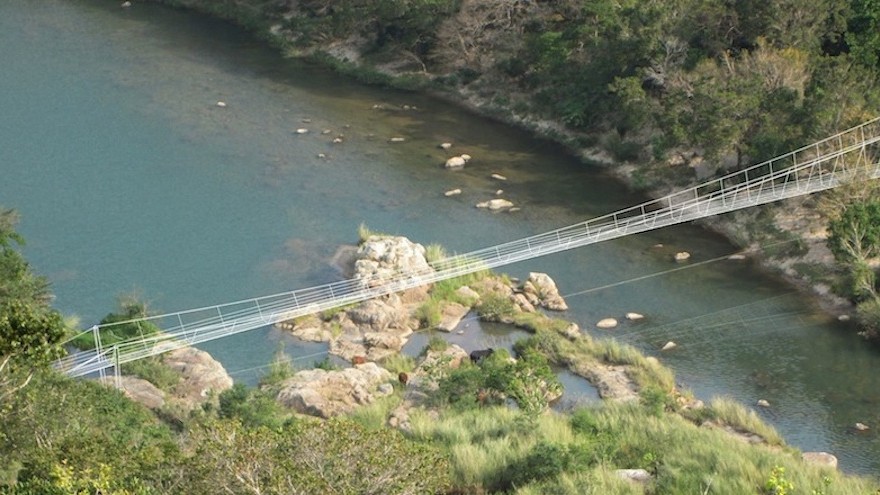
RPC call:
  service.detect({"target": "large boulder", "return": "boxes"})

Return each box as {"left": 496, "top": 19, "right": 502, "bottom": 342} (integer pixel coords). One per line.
{"left": 276, "top": 362, "right": 394, "bottom": 418}
{"left": 408, "top": 344, "right": 469, "bottom": 392}
{"left": 103, "top": 376, "right": 166, "bottom": 410}
{"left": 348, "top": 296, "right": 410, "bottom": 332}
{"left": 524, "top": 272, "right": 569, "bottom": 311}
{"left": 436, "top": 302, "right": 470, "bottom": 332}
{"left": 802, "top": 452, "right": 838, "bottom": 469}
{"left": 354, "top": 235, "right": 433, "bottom": 286}
{"left": 162, "top": 347, "right": 233, "bottom": 409}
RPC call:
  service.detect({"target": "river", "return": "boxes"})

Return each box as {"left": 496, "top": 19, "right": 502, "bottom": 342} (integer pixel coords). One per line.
{"left": 1, "top": 0, "right": 878, "bottom": 476}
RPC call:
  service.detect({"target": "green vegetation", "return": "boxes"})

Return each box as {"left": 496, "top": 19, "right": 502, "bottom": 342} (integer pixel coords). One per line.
{"left": 825, "top": 197, "right": 880, "bottom": 343}
{"left": 1, "top": 216, "right": 878, "bottom": 493}
{"left": 9, "top": 0, "right": 880, "bottom": 487}
{"left": 0, "top": 207, "right": 67, "bottom": 403}
{"left": 71, "top": 299, "right": 163, "bottom": 350}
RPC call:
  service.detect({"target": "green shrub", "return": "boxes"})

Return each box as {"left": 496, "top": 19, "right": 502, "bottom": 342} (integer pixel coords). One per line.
{"left": 71, "top": 301, "right": 162, "bottom": 350}
{"left": 380, "top": 353, "right": 416, "bottom": 375}
{"left": 477, "top": 293, "right": 517, "bottom": 321}
{"left": 120, "top": 357, "right": 181, "bottom": 391}
{"left": 856, "top": 298, "right": 880, "bottom": 342}
{"left": 217, "top": 383, "right": 291, "bottom": 429}
{"left": 422, "top": 334, "right": 449, "bottom": 355}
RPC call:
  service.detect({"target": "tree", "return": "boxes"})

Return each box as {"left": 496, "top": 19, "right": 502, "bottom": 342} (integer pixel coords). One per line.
{"left": 0, "top": 300, "right": 66, "bottom": 400}
{"left": 0, "top": 209, "right": 66, "bottom": 402}
{"left": 827, "top": 200, "right": 880, "bottom": 265}
{"left": 0, "top": 208, "right": 51, "bottom": 307}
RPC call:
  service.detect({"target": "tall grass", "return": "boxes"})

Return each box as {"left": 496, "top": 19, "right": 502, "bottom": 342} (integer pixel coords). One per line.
{"left": 408, "top": 407, "right": 579, "bottom": 490}
{"left": 702, "top": 396, "right": 785, "bottom": 446}
{"left": 357, "top": 222, "right": 388, "bottom": 243}
{"left": 380, "top": 353, "right": 416, "bottom": 375}
{"left": 346, "top": 394, "right": 402, "bottom": 430}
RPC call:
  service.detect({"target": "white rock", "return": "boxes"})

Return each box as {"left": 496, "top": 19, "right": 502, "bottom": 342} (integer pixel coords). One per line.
{"left": 332, "top": 137, "right": 343, "bottom": 143}
{"left": 301, "top": 118, "right": 312, "bottom": 123}
{"left": 615, "top": 469, "right": 651, "bottom": 483}
{"left": 389, "top": 137, "right": 406, "bottom": 142}
{"left": 855, "top": 422, "right": 870, "bottom": 431}
{"left": 495, "top": 189, "right": 504, "bottom": 195}
{"left": 444, "top": 188, "right": 462, "bottom": 197}
{"left": 440, "top": 142, "right": 453, "bottom": 149}
{"left": 121, "top": 1, "right": 132, "bottom": 7}
{"left": 322, "top": 129, "right": 332, "bottom": 135}
{"left": 596, "top": 318, "right": 618, "bottom": 329}
{"left": 802, "top": 452, "right": 838, "bottom": 469}
{"left": 460, "top": 154, "right": 472, "bottom": 162}
{"left": 728, "top": 254, "right": 746, "bottom": 260}
{"left": 445, "top": 156, "right": 467, "bottom": 168}
{"left": 483, "top": 199, "right": 514, "bottom": 210}
{"left": 215, "top": 101, "right": 226, "bottom": 107}
{"left": 838, "top": 314, "right": 851, "bottom": 322}
{"left": 625, "top": 312, "right": 644, "bottom": 321}
{"left": 509, "top": 207, "right": 521, "bottom": 212}
{"left": 296, "top": 128, "right": 309, "bottom": 134}
{"left": 661, "top": 341, "right": 677, "bottom": 351}
{"left": 757, "top": 399, "right": 770, "bottom": 407}
{"left": 674, "top": 251, "right": 691, "bottom": 261}
{"left": 317, "top": 153, "right": 326, "bottom": 159}
{"left": 491, "top": 173, "right": 507, "bottom": 181}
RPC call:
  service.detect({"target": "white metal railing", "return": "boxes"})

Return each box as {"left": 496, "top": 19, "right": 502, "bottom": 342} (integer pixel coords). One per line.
{"left": 55, "top": 116, "right": 880, "bottom": 377}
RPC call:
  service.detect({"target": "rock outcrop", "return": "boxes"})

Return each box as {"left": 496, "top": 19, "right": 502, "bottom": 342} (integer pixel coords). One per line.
{"left": 163, "top": 347, "right": 234, "bottom": 410}
{"left": 523, "top": 272, "right": 568, "bottom": 311}
{"left": 276, "top": 362, "right": 394, "bottom": 418}
{"left": 354, "top": 235, "right": 432, "bottom": 286}
{"left": 105, "top": 376, "right": 166, "bottom": 410}
{"left": 802, "top": 452, "right": 838, "bottom": 469}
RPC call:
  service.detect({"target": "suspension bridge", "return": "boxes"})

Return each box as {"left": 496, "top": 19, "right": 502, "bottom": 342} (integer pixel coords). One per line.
{"left": 55, "top": 116, "right": 880, "bottom": 382}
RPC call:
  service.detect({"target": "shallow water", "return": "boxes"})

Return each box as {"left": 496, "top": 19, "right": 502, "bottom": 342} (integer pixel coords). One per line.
{"left": 2, "top": 0, "right": 879, "bottom": 475}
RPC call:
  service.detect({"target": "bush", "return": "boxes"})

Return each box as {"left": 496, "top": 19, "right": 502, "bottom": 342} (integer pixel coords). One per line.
{"left": 120, "top": 357, "right": 181, "bottom": 391}
{"left": 71, "top": 301, "right": 161, "bottom": 350}
{"left": 476, "top": 293, "right": 517, "bottom": 321}
{"left": 501, "top": 441, "right": 587, "bottom": 490}
{"left": 856, "top": 298, "right": 880, "bottom": 342}
{"left": 217, "top": 383, "right": 291, "bottom": 429}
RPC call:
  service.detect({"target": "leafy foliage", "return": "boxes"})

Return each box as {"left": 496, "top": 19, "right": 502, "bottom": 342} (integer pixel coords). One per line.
{"left": 71, "top": 300, "right": 162, "bottom": 350}
{"left": 183, "top": 417, "right": 450, "bottom": 494}
{"left": 827, "top": 200, "right": 880, "bottom": 265}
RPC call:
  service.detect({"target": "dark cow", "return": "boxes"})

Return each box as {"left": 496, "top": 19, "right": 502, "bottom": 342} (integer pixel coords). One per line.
{"left": 398, "top": 372, "right": 409, "bottom": 385}
{"left": 469, "top": 348, "right": 495, "bottom": 364}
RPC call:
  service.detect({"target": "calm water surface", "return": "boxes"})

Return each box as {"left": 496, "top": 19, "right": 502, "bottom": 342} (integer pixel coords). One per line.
{"left": 1, "top": 0, "right": 879, "bottom": 476}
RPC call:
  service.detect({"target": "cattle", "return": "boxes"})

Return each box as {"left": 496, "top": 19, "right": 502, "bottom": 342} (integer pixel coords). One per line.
{"left": 469, "top": 348, "right": 495, "bottom": 364}
{"left": 352, "top": 355, "right": 366, "bottom": 365}
{"left": 398, "top": 372, "right": 409, "bottom": 385}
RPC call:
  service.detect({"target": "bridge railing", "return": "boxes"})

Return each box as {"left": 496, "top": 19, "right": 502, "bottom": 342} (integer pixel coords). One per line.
{"left": 55, "top": 116, "right": 880, "bottom": 377}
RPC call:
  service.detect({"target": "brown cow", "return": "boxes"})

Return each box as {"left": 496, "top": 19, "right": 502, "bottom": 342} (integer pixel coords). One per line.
{"left": 352, "top": 355, "right": 366, "bottom": 365}
{"left": 398, "top": 372, "right": 409, "bottom": 385}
